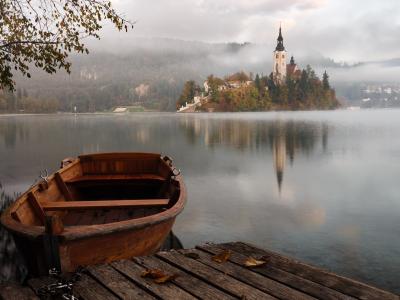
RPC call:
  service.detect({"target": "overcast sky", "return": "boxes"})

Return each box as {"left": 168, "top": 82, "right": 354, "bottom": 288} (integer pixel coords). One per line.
{"left": 105, "top": 0, "right": 400, "bottom": 62}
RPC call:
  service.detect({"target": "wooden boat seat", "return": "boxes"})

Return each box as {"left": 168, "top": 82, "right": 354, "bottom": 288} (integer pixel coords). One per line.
{"left": 66, "top": 174, "right": 166, "bottom": 183}
{"left": 41, "top": 199, "right": 170, "bottom": 211}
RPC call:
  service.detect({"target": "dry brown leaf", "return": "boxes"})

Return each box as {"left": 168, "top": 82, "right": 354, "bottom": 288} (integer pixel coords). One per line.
{"left": 244, "top": 256, "right": 267, "bottom": 268}
{"left": 154, "top": 274, "right": 179, "bottom": 284}
{"left": 141, "top": 269, "right": 165, "bottom": 279}
{"left": 184, "top": 252, "right": 200, "bottom": 259}
{"left": 141, "top": 268, "right": 178, "bottom": 284}
{"left": 212, "top": 250, "right": 232, "bottom": 263}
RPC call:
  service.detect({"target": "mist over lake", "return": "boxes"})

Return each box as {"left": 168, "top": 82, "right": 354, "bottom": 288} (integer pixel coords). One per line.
{"left": 0, "top": 109, "right": 399, "bottom": 293}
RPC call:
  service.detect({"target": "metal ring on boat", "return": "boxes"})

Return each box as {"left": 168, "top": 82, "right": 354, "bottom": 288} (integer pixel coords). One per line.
{"left": 163, "top": 155, "right": 173, "bottom": 166}
{"left": 172, "top": 167, "right": 181, "bottom": 176}
{"left": 40, "top": 169, "right": 49, "bottom": 183}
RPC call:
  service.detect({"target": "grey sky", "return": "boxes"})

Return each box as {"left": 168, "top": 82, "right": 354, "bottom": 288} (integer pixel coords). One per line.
{"left": 106, "top": 0, "right": 400, "bottom": 62}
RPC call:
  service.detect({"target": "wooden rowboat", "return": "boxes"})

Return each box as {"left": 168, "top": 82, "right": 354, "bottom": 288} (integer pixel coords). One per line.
{"left": 1, "top": 153, "right": 186, "bottom": 275}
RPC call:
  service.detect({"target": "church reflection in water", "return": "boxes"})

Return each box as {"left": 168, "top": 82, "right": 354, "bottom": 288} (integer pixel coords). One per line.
{"left": 179, "top": 116, "right": 328, "bottom": 192}
{"left": 273, "top": 132, "right": 286, "bottom": 192}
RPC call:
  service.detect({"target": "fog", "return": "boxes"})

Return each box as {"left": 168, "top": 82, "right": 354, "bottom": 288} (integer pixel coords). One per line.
{"left": 85, "top": 36, "right": 400, "bottom": 83}
{"left": 11, "top": 0, "right": 400, "bottom": 112}
{"left": 104, "top": 0, "right": 400, "bottom": 62}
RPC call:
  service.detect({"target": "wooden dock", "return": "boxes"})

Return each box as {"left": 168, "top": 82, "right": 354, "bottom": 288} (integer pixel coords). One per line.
{"left": 1, "top": 242, "right": 398, "bottom": 300}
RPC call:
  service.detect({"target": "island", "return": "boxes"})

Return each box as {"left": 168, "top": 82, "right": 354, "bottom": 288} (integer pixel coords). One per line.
{"left": 177, "top": 26, "right": 340, "bottom": 112}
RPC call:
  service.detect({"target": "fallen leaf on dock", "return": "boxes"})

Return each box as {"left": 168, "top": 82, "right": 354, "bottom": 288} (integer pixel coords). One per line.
{"left": 141, "top": 269, "right": 178, "bottom": 284}
{"left": 184, "top": 252, "right": 200, "bottom": 259}
{"left": 244, "top": 257, "right": 267, "bottom": 268}
{"left": 141, "top": 269, "right": 165, "bottom": 279}
{"left": 154, "top": 274, "right": 179, "bottom": 284}
{"left": 212, "top": 250, "right": 232, "bottom": 263}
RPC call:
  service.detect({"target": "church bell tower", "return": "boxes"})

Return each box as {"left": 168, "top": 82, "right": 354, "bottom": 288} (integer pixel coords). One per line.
{"left": 273, "top": 25, "right": 287, "bottom": 84}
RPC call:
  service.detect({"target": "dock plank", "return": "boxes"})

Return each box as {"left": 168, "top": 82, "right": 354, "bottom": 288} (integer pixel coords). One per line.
{"left": 134, "top": 255, "right": 235, "bottom": 300}
{"left": 73, "top": 273, "right": 119, "bottom": 300}
{"left": 179, "top": 248, "right": 316, "bottom": 300}
{"left": 6, "top": 241, "right": 398, "bottom": 299}
{"left": 157, "top": 250, "right": 278, "bottom": 300}
{"left": 0, "top": 283, "right": 38, "bottom": 300}
{"left": 112, "top": 259, "right": 196, "bottom": 300}
{"left": 27, "top": 277, "right": 57, "bottom": 295}
{"left": 223, "top": 242, "right": 399, "bottom": 300}
{"left": 197, "top": 243, "right": 356, "bottom": 300}
{"left": 87, "top": 264, "right": 155, "bottom": 299}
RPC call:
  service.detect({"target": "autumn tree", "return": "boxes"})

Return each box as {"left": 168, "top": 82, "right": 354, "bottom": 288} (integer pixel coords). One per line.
{"left": 254, "top": 74, "right": 261, "bottom": 93}
{"left": 322, "top": 71, "right": 330, "bottom": 90}
{"left": 225, "top": 71, "right": 250, "bottom": 82}
{"left": 177, "top": 80, "right": 199, "bottom": 108}
{"left": 206, "top": 75, "right": 224, "bottom": 102}
{"left": 0, "top": 0, "right": 134, "bottom": 90}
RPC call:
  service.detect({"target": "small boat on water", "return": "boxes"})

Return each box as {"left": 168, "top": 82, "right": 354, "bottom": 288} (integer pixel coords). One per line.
{"left": 1, "top": 153, "right": 186, "bottom": 275}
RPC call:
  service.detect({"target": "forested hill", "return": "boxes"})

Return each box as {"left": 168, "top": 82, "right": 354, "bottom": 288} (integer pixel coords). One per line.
{"left": 0, "top": 38, "right": 391, "bottom": 113}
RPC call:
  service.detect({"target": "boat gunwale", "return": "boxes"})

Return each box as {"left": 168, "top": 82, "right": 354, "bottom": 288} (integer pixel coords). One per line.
{"left": 0, "top": 153, "right": 186, "bottom": 242}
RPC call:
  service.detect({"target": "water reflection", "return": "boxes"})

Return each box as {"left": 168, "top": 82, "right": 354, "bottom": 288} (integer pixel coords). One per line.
{"left": 0, "top": 183, "right": 27, "bottom": 283}
{"left": 179, "top": 116, "right": 325, "bottom": 192}
{"left": 273, "top": 132, "right": 285, "bottom": 192}
{"left": 0, "top": 112, "right": 399, "bottom": 293}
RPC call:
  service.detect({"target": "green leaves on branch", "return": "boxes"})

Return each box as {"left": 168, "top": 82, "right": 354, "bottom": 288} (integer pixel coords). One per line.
{"left": 0, "top": 0, "right": 134, "bottom": 90}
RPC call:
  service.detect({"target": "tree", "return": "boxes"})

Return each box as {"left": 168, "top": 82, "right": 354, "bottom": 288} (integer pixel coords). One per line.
{"left": 0, "top": 0, "right": 134, "bottom": 90}
{"left": 225, "top": 71, "right": 250, "bottom": 82}
{"left": 206, "top": 75, "right": 224, "bottom": 102}
{"left": 286, "top": 76, "right": 296, "bottom": 106}
{"left": 323, "top": 71, "right": 330, "bottom": 90}
{"left": 298, "top": 70, "right": 309, "bottom": 102}
{"left": 306, "top": 64, "right": 317, "bottom": 80}
{"left": 254, "top": 74, "right": 261, "bottom": 93}
{"left": 177, "top": 80, "right": 199, "bottom": 108}
{"left": 4, "top": 90, "right": 16, "bottom": 111}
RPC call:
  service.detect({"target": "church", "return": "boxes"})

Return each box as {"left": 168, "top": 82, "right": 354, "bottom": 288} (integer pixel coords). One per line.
{"left": 272, "top": 25, "right": 301, "bottom": 84}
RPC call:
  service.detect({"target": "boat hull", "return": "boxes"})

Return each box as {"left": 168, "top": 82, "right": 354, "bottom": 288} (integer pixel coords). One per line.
{"left": 11, "top": 217, "right": 176, "bottom": 275}
{"left": 1, "top": 153, "right": 186, "bottom": 275}
{"left": 61, "top": 218, "right": 174, "bottom": 272}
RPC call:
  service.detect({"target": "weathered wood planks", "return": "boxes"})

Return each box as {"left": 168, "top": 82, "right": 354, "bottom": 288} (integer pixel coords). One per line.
{"left": 2, "top": 241, "right": 398, "bottom": 300}
{"left": 221, "top": 242, "right": 399, "bottom": 300}
{"left": 0, "top": 283, "right": 38, "bottom": 300}
{"left": 112, "top": 259, "right": 197, "bottom": 300}
{"left": 178, "top": 247, "right": 316, "bottom": 300}
{"left": 157, "top": 250, "right": 277, "bottom": 300}
{"left": 87, "top": 264, "right": 155, "bottom": 300}
{"left": 197, "top": 243, "right": 355, "bottom": 300}
{"left": 134, "top": 255, "right": 235, "bottom": 300}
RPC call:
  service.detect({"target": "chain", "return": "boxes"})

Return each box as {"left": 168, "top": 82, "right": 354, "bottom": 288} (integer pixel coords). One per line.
{"left": 36, "top": 267, "right": 84, "bottom": 300}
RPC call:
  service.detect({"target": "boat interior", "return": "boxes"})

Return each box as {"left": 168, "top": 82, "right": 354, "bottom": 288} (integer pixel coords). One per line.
{"left": 9, "top": 153, "right": 181, "bottom": 229}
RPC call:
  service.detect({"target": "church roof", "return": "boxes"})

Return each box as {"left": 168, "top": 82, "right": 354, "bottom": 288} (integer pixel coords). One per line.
{"left": 286, "top": 64, "right": 297, "bottom": 75}
{"left": 275, "top": 26, "right": 285, "bottom": 51}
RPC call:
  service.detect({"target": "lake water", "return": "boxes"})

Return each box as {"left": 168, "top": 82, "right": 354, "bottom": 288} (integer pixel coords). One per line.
{"left": 0, "top": 110, "right": 399, "bottom": 293}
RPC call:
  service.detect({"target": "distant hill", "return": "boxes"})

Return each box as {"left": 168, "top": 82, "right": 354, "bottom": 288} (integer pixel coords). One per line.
{"left": 7, "top": 38, "right": 399, "bottom": 113}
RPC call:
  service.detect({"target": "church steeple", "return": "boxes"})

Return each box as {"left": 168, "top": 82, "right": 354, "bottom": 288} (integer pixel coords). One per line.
{"left": 272, "top": 24, "right": 287, "bottom": 84}
{"left": 275, "top": 25, "right": 285, "bottom": 51}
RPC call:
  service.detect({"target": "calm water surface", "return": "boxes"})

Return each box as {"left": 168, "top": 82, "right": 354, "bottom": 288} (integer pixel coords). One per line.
{"left": 0, "top": 110, "right": 399, "bottom": 293}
